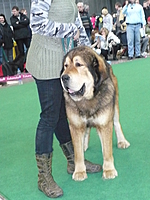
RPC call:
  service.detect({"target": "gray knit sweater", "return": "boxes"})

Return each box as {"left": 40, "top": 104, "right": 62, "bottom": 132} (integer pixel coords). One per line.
{"left": 26, "top": 0, "right": 90, "bottom": 79}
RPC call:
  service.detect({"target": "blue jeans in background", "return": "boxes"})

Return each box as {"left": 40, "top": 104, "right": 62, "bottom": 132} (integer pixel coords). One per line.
{"left": 126, "top": 24, "right": 141, "bottom": 57}
{"left": 35, "top": 78, "right": 71, "bottom": 155}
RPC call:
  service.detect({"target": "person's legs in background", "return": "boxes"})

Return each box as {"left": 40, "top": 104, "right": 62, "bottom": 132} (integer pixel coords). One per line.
{"left": 16, "top": 39, "right": 25, "bottom": 56}
{"left": 112, "top": 44, "right": 121, "bottom": 60}
{"left": 134, "top": 24, "right": 141, "bottom": 57}
{"left": 127, "top": 24, "right": 134, "bottom": 58}
{"left": 101, "top": 49, "right": 108, "bottom": 60}
{"left": 141, "top": 36, "right": 149, "bottom": 56}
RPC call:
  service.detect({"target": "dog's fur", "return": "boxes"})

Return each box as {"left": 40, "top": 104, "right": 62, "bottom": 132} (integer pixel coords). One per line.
{"left": 61, "top": 46, "right": 130, "bottom": 181}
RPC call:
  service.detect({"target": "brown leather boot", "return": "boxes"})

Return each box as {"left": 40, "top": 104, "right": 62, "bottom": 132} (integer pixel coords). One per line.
{"left": 60, "top": 141, "right": 102, "bottom": 174}
{"left": 36, "top": 153, "right": 63, "bottom": 198}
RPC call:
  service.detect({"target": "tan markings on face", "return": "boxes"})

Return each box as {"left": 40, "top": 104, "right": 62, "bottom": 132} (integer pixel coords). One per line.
{"left": 63, "top": 55, "right": 94, "bottom": 99}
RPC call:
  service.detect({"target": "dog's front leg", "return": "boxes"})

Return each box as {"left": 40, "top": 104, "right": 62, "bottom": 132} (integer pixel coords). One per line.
{"left": 70, "top": 125, "right": 87, "bottom": 181}
{"left": 97, "top": 121, "right": 118, "bottom": 179}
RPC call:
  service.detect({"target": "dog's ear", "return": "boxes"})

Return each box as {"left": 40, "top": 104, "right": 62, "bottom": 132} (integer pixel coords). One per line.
{"left": 90, "top": 54, "right": 108, "bottom": 95}
{"left": 97, "top": 56, "right": 108, "bottom": 82}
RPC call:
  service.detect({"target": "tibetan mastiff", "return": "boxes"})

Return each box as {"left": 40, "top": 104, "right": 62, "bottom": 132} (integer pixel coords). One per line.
{"left": 61, "top": 46, "right": 130, "bottom": 181}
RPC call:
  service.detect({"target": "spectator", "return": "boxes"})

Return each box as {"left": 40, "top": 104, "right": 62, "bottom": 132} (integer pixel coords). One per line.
{"left": 10, "top": 6, "right": 30, "bottom": 58}
{"left": 114, "top": 2, "right": 127, "bottom": 46}
{"left": 143, "top": 1, "right": 149, "bottom": 23}
{"left": 0, "top": 14, "right": 14, "bottom": 63}
{"left": 77, "top": 2, "right": 93, "bottom": 39}
{"left": 101, "top": 7, "right": 113, "bottom": 32}
{"left": 99, "top": 27, "right": 121, "bottom": 60}
{"left": 20, "top": 8, "right": 32, "bottom": 45}
{"left": 122, "top": 0, "right": 146, "bottom": 59}
{"left": 0, "top": 23, "right": 3, "bottom": 65}
{"left": 145, "top": 16, "right": 150, "bottom": 50}
{"left": 141, "top": 36, "right": 149, "bottom": 57}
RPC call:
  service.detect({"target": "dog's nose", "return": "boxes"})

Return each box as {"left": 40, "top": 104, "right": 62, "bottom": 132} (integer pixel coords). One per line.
{"left": 62, "top": 74, "right": 70, "bottom": 82}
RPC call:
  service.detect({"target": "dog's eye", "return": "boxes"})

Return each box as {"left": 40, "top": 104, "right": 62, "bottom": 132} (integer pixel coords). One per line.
{"left": 75, "top": 62, "right": 82, "bottom": 67}
{"left": 64, "top": 64, "right": 68, "bottom": 68}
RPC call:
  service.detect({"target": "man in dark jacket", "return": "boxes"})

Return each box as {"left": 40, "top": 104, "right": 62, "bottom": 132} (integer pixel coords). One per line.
{"left": 10, "top": 6, "right": 30, "bottom": 57}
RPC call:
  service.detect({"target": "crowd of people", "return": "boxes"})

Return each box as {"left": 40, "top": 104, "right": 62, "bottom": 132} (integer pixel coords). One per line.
{"left": 77, "top": 0, "right": 150, "bottom": 61}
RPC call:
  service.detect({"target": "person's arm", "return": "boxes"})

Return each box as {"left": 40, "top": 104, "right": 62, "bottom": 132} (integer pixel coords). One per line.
{"left": 140, "top": 7, "right": 146, "bottom": 27}
{"left": 122, "top": 4, "right": 128, "bottom": 15}
{"left": 20, "top": 14, "right": 30, "bottom": 26}
{"left": 30, "top": 0, "right": 78, "bottom": 38}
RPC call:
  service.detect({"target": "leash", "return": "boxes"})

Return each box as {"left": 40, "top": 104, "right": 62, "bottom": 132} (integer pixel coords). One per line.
{"left": 61, "top": 37, "right": 74, "bottom": 54}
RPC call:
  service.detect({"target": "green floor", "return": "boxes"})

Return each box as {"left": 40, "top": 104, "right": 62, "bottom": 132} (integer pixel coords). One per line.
{"left": 0, "top": 58, "right": 150, "bottom": 200}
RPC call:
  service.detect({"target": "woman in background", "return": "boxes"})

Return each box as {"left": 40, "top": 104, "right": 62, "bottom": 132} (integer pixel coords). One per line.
{"left": 0, "top": 14, "right": 14, "bottom": 62}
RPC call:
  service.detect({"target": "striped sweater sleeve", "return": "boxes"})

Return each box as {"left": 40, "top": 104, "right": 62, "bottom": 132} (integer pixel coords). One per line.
{"left": 30, "top": 0, "right": 78, "bottom": 38}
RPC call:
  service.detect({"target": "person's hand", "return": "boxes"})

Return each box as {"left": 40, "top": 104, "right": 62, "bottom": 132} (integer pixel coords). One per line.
{"left": 74, "top": 29, "right": 80, "bottom": 40}
{"left": 126, "top": 0, "right": 129, "bottom": 5}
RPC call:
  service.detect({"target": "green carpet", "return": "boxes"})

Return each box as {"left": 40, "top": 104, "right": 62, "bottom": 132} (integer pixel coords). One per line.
{"left": 0, "top": 58, "right": 150, "bottom": 200}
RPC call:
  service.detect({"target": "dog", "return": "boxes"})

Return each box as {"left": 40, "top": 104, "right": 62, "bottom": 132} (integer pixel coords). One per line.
{"left": 61, "top": 46, "right": 130, "bottom": 181}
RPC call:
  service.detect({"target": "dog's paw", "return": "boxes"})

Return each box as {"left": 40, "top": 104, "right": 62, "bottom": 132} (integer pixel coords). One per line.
{"left": 102, "top": 169, "right": 118, "bottom": 179}
{"left": 72, "top": 171, "right": 88, "bottom": 181}
{"left": 118, "top": 140, "right": 130, "bottom": 149}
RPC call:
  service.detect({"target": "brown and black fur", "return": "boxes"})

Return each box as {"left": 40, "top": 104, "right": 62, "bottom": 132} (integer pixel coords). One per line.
{"left": 61, "top": 46, "right": 130, "bottom": 181}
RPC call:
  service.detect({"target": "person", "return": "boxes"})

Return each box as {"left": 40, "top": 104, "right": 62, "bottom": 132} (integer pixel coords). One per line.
{"left": 140, "top": 36, "right": 149, "bottom": 57}
{"left": 77, "top": 2, "right": 93, "bottom": 39}
{"left": 122, "top": 0, "right": 146, "bottom": 59}
{"left": 0, "top": 22, "right": 4, "bottom": 86}
{"left": 142, "top": 1, "right": 149, "bottom": 23}
{"left": 114, "top": 2, "right": 127, "bottom": 46}
{"left": 26, "top": 0, "right": 101, "bottom": 198}
{"left": 10, "top": 6, "right": 30, "bottom": 58}
{"left": 101, "top": 7, "right": 113, "bottom": 32}
{"left": 99, "top": 27, "right": 121, "bottom": 60}
{"left": 145, "top": 16, "right": 150, "bottom": 50}
{"left": 20, "top": 8, "right": 32, "bottom": 49}
{"left": 0, "top": 23, "right": 3, "bottom": 65}
{"left": 0, "top": 14, "right": 14, "bottom": 63}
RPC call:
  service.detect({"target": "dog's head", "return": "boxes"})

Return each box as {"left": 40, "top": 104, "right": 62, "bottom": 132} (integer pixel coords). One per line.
{"left": 61, "top": 46, "right": 108, "bottom": 101}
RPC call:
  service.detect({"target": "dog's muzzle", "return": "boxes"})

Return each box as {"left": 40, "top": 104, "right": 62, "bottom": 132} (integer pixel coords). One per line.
{"left": 61, "top": 74, "right": 85, "bottom": 97}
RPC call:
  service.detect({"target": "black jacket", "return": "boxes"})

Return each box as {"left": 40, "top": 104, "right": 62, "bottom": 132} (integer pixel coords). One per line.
{"left": 1, "top": 22, "right": 14, "bottom": 49}
{"left": 10, "top": 12, "right": 30, "bottom": 40}
{"left": 0, "top": 24, "right": 4, "bottom": 46}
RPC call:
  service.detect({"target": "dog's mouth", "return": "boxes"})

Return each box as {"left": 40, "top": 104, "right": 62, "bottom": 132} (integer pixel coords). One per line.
{"left": 66, "top": 83, "right": 85, "bottom": 97}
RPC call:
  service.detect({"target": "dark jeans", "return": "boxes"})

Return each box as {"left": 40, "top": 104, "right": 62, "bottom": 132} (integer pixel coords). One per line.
{"left": 16, "top": 38, "right": 30, "bottom": 55}
{"left": 35, "top": 78, "right": 71, "bottom": 155}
